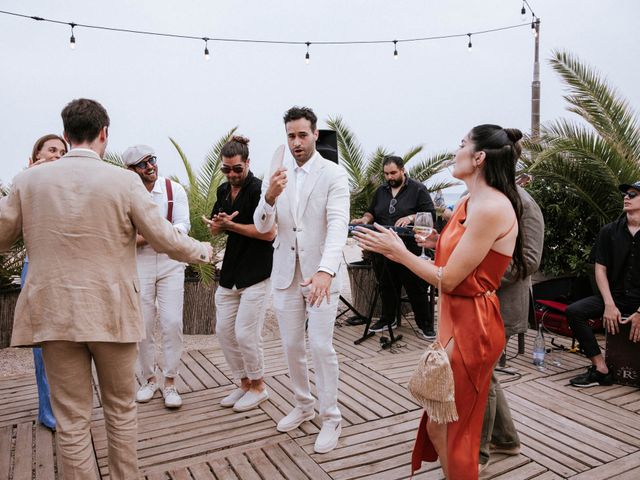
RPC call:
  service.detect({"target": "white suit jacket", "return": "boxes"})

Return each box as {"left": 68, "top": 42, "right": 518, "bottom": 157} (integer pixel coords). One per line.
{"left": 254, "top": 151, "right": 349, "bottom": 290}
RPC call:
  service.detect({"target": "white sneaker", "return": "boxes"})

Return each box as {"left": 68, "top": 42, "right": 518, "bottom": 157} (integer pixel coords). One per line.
{"left": 314, "top": 422, "right": 342, "bottom": 453}
{"left": 276, "top": 407, "right": 315, "bottom": 432}
{"left": 232, "top": 389, "right": 269, "bottom": 412}
{"left": 220, "top": 388, "right": 247, "bottom": 407}
{"left": 136, "top": 381, "right": 158, "bottom": 403}
{"left": 163, "top": 385, "right": 182, "bottom": 408}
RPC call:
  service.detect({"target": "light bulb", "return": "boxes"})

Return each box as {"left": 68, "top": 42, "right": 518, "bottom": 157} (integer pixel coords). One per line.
{"left": 467, "top": 34, "right": 472, "bottom": 52}
{"left": 69, "top": 35, "right": 76, "bottom": 49}
{"left": 521, "top": 4, "right": 526, "bottom": 21}
{"left": 393, "top": 40, "right": 398, "bottom": 60}
{"left": 305, "top": 52, "right": 310, "bottom": 64}
{"left": 204, "top": 47, "right": 210, "bottom": 60}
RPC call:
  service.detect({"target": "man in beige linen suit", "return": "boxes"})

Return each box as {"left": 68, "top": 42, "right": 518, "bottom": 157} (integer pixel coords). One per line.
{"left": 254, "top": 106, "right": 349, "bottom": 454}
{"left": 0, "top": 98, "right": 212, "bottom": 479}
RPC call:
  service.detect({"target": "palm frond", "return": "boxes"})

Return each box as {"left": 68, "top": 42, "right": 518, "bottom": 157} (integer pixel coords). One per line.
{"left": 550, "top": 50, "right": 640, "bottom": 164}
{"left": 103, "top": 152, "right": 124, "bottom": 168}
{"left": 401, "top": 145, "right": 424, "bottom": 166}
{"left": 326, "top": 116, "right": 366, "bottom": 191}
{"left": 407, "top": 152, "right": 454, "bottom": 183}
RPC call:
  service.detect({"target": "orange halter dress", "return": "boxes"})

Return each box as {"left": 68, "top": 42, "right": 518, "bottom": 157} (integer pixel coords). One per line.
{"left": 412, "top": 197, "right": 513, "bottom": 479}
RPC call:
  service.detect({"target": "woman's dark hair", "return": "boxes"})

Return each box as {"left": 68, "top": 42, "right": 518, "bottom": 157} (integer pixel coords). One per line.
{"left": 283, "top": 106, "right": 318, "bottom": 131}
{"left": 382, "top": 155, "right": 404, "bottom": 169}
{"left": 469, "top": 124, "right": 526, "bottom": 278}
{"left": 220, "top": 135, "right": 250, "bottom": 161}
{"left": 31, "top": 134, "right": 67, "bottom": 163}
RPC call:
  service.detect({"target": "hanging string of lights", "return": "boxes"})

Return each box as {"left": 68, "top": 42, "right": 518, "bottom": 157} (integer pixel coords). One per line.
{"left": 0, "top": 7, "right": 540, "bottom": 63}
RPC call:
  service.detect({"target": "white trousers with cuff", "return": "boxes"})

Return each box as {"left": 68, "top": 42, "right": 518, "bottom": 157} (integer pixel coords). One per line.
{"left": 137, "top": 247, "right": 185, "bottom": 380}
{"left": 215, "top": 279, "right": 271, "bottom": 381}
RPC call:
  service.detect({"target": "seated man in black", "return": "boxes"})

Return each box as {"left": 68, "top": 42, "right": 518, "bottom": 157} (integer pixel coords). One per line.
{"left": 567, "top": 181, "right": 640, "bottom": 387}
{"left": 351, "top": 156, "right": 436, "bottom": 339}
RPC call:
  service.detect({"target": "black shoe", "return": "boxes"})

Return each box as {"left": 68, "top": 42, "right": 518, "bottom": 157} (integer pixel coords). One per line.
{"left": 346, "top": 316, "right": 367, "bottom": 326}
{"left": 370, "top": 319, "right": 397, "bottom": 332}
{"left": 569, "top": 366, "right": 613, "bottom": 388}
{"left": 417, "top": 329, "right": 437, "bottom": 341}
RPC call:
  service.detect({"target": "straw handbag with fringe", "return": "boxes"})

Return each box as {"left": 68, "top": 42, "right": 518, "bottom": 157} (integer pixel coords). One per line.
{"left": 407, "top": 266, "right": 459, "bottom": 424}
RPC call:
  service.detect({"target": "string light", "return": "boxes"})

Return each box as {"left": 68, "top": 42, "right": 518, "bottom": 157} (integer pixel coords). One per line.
{"left": 203, "top": 37, "right": 210, "bottom": 60}
{"left": 531, "top": 18, "right": 538, "bottom": 38}
{"left": 69, "top": 22, "right": 76, "bottom": 49}
{"left": 521, "top": 3, "right": 527, "bottom": 21}
{"left": 0, "top": 8, "right": 539, "bottom": 60}
{"left": 467, "top": 33, "right": 472, "bottom": 52}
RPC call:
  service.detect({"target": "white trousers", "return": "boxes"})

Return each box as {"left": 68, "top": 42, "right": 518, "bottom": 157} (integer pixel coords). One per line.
{"left": 272, "top": 261, "right": 341, "bottom": 425}
{"left": 137, "top": 247, "right": 185, "bottom": 379}
{"left": 215, "top": 279, "right": 270, "bottom": 380}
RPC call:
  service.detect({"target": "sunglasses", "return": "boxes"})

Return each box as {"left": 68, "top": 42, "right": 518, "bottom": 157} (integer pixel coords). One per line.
{"left": 623, "top": 191, "right": 639, "bottom": 199}
{"left": 221, "top": 164, "right": 245, "bottom": 174}
{"left": 389, "top": 198, "right": 397, "bottom": 214}
{"left": 133, "top": 156, "right": 157, "bottom": 170}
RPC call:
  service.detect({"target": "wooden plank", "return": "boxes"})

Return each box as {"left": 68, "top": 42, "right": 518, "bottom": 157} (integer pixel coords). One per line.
{"left": 187, "top": 463, "right": 217, "bottom": 480}
{"left": 226, "top": 453, "right": 262, "bottom": 480}
{"left": 209, "top": 458, "right": 239, "bottom": 480}
{"left": 0, "top": 425, "right": 12, "bottom": 480}
{"left": 570, "top": 451, "right": 640, "bottom": 479}
{"left": 280, "top": 440, "right": 331, "bottom": 480}
{"left": 13, "top": 422, "right": 33, "bottom": 479}
{"left": 35, "top": 424, "right": 55, "bottom": 480}
{"left": 244, "top": 448, "right": 286, "bottom": 480}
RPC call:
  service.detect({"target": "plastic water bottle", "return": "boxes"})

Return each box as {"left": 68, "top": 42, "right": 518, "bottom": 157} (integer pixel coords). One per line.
{"left": 533, "top": 324, "right": 545, "bottom": 367}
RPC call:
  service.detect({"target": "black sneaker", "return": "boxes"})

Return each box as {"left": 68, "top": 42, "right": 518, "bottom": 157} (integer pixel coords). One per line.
{"left": 569, "top": 366, "right": 613, "bottom": 388}
{"left": 370, "top": 319, "right": 397, "bottom": 332}
{"left": 417, "top": 329, "right": 437, "bottom": 341}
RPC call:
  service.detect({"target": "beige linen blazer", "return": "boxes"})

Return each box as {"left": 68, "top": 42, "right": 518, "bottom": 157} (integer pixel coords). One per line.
{"left": 498, "top": 186, "right": 545, "bottom": 336}
{"left": 253, "top": 151, "right": 349, "bottom": 291}
{"left": 0, "top": 149, "right": 209, "bottom": 346}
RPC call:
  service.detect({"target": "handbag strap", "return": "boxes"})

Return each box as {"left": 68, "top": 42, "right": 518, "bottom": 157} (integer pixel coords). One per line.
{"left": 435, "top": 265, "right": 444, "bottom": 337}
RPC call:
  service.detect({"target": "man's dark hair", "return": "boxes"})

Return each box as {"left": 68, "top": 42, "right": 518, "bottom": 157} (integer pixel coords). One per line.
{"left": 383, "top": 155, "right": 404, "bottom": 169}
{"left": 61, "top": 98, "right": 110, "bottom": 145}
{"left": 220, "top": 135, "right": 250, "bottom": 161}
{"left": 283, "top": 106, "right": 317, "bottom": 131}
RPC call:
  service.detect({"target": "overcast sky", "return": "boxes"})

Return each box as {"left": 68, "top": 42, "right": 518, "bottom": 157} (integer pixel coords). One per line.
{"left": 1, "top": 0, "right": 638, "bottom": 192}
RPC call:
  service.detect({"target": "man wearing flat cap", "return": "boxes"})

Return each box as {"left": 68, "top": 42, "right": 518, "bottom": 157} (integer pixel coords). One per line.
{"left": 567, "top": 180, "right": 640, "bottom": 387}
{"left": 124, "top": 145, "right": 190, "bottom": 409}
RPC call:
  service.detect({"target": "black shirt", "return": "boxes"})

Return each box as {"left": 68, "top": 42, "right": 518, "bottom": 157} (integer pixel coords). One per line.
{"left": 594, "top": 215, "right": 640, "bottom": 298}
{"left": 212, "top": 172, "right": 273, "bottom": 289}
{"left": 367, "top": 177, "right": 435, "bottom": 253}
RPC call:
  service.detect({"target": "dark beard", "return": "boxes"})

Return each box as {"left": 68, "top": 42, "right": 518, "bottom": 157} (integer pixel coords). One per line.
{"left": 387, "top": 179, "right": 402, "bottom": 188}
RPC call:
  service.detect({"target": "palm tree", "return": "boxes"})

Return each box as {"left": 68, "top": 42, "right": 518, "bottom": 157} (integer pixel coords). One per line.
{"left": 326, "top": 116, "right": 455, "bottom": 219}
{"left": 523, "top": 50, "right": 640, "bottom": 275}
{"left": 169, "top": 127, "right": 237, "bottom": 283}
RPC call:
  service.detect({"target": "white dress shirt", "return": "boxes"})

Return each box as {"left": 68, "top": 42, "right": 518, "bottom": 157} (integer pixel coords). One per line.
{"left": 148, "top": 176, "right": 190, "bottom": 234}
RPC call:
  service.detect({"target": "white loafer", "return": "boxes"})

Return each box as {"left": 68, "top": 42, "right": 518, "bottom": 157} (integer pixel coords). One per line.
{"left": 232, "top": 389, "right": 269, "bottom": 412}
{"left": 276, "top": 407, "right": 315, "bottom": 432}
{"left": 220, "top": 388, "right": 246, "bottom": 407}
{"left": 314, "top": 422, "right": 341, "bottom": 453}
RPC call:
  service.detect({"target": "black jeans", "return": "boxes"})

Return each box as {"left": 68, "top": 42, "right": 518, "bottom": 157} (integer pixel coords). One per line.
{"left": 566, "top": 294, "right": 640, "bottom": 358}
{"left": 371, "top": 253, "right": 433, "bottom": 331}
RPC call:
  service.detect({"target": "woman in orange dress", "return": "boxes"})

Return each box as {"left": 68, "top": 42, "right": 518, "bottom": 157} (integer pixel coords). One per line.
{"left": 354, "top": 124, "right": 527, "bottom": 479}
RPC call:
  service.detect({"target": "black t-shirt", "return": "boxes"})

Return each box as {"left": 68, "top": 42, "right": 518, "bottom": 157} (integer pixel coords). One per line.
{"left": 212, "top": 172, "right": 273, "bottom": 289}
{"left": 367, "top": 177, "right": 435, "bottom": 253}
{"left": 594, "top": 215, "right": 640, "bottom": 298}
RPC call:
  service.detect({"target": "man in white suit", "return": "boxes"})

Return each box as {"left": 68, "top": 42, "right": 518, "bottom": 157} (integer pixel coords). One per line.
{"left": 254, "top": 106, "right": 349, "bottom": 453}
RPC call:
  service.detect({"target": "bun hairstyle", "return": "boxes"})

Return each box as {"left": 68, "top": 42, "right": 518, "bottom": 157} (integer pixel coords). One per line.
{"left": 470, "top": 124, "right": 526, "bottom": 279}
{"left": 221, "top": 135, "right": 250, "bottom": 161}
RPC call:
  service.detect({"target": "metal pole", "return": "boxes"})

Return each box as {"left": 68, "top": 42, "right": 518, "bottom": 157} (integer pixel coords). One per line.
{"left": 531, "top": 19, "right": 541, "bottom": 140}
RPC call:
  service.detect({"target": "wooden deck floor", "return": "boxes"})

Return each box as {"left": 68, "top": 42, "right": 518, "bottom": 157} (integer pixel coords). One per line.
{"left": 1, "top": 318, "right": 639, "bottom": 479}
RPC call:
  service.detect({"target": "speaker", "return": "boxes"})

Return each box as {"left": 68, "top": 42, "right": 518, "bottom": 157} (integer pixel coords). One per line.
{"left": 317, "top": 129, "right": 338, "bottom": 164}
